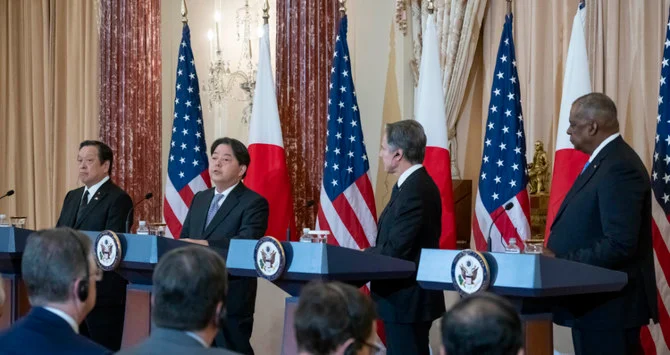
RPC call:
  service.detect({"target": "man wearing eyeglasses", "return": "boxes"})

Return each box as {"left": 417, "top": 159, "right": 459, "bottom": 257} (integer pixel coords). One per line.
{"left": 0, "top": 228, "right": 110, "bottom": 354}
{"left": 294, "top": 281, "right": 381, "bottom": 355}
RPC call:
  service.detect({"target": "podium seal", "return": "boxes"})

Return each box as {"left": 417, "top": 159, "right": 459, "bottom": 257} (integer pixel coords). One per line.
{"left": 254, "top": 236, "right": 286, "bottom": 281}
{"left": 94, "top": 230, "right": 122, "bottom": 271}
{"left": 451, "top": 249, "right": 491, "bottom": 295}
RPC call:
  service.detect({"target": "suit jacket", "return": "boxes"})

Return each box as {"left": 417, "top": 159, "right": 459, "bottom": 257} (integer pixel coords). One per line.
{"left": 548, "top": 136, "right": 658, "bottom": 330}
{"left": 180, "top": 183, "right": 269, "bottom": 317}
{"left": 56, "top": 179, "right": 133, "bottom": 307}
{"left": 116, "top": 327, "right": 239, "bottom": 355}
{"left": 0, "top": 307, "right": 111, "bottom": 354}
{"left": 367, "top": 167, "right": 446, "bottom": 323}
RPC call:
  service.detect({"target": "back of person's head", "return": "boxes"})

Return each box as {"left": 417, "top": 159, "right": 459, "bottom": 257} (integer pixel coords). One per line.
{"left": 152, "top": 245, "right": 227, "bottom": 331}
{"left": 384, "top": 120, "right": 427, "bottom": 164}
{"left": 294, "top": 281, "right": 378, "bottom": 355}
{"left": 572, "top": 92, "right": 619, "bottom": 133}
{"left": 441, "top": 293, "right": 523, "bottom": 355}
{"left": 21, "top": 228, "right": 92, "bottom": 306}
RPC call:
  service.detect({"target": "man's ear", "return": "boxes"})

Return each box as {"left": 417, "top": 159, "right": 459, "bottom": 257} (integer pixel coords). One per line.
{"left": 239, "top": 164, "right": 248, "bottom": 177}
{"left": 587, "top": 120, "right": 599, "bottom": 136}
{"left": 333, "top": 338, "right": 355, "bottom": 355}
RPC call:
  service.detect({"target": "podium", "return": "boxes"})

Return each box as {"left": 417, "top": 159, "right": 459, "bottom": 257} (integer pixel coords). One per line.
{"left": 0, "top": 227, "right": 32, "bottom": 330}
{"left": 417, "top": 249, "right": 627, "bottom": 355}
{"left": 80, "top": 231, "right": 188, "bottom": 348}
{"left": 227, "top": 240, "right": 416, "bottom": 355}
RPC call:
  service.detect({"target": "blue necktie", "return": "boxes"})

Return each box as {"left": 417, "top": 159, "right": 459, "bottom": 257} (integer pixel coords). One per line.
{"left": 581, "top": 161, "right": 591, "bottom": 174}
{"left": 205, "top": 194, "right": 225, "bottom": 228}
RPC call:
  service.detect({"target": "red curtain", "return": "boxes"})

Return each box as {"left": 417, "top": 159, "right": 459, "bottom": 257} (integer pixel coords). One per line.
{"left": 276, "top": 0, "right": 339, "bottom": 230}
{"left": 98, "top": 0, "right": 162, "bottom": 229}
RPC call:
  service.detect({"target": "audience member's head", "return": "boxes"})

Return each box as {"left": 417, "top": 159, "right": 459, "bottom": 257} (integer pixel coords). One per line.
{"left": 441, "top": 292, "right": 523, "bottom": 355}
{"left": 294, "top": 281, "right": 379, "bottom": 355}
{"left": 151, "top": 245, "right": 228, "bottom": 345}
{"left": 21, "top": 228, "right": 101, "bottom": 324}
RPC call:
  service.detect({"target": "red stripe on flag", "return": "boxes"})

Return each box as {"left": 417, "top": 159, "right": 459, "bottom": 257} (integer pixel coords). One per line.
{"left": 178, "top": 185, "right": 195, "bottom": 208}
{"left": 355, "top": 176, "right": 377, "bottom": 224}
{"left": 545, "top": 148, "right": 589, "bottom": 243}
{"left": 164, "top": 200, "right": 182, "bottom": 239}
{"left": 516, "top": 189, "right": 531, "bottom": 224}
{"left": 656, "top": 288, "right": 670, "bottom": 352}
{"left": 472, "top": 215, "right": 487, "bottom": 251}
{"left": 424, "top": 147, "right": 457, "bottom": 249}
{"left": 331, "top": 194, "right": 371, "bottom": 249}
{"left": 317, "top": 207, "right": 340, "bottom": 247}
{"left": 641, "top": 325, "right": 657, "bottom": 355}
{"left": 494, "top": 206, "right": 524, "bottom": 251}
{"left": 651, "top": 219, "right": 670, "bottom": 350}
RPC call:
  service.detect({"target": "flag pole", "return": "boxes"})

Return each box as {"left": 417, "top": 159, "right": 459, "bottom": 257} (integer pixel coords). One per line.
{"left": 339, "top": 0, "right": 346, "bottom": 17}
{"left": 506, "top": 0, "right": 512, "bottom": 15}
{"left": 181, "top": 0, "right": 188, "bottom": 23}
{"left": 262, "top": 0, "right": 269, "bottom": 24}
{"left": 427, "top": 0, "right": 434, "bottom": 14}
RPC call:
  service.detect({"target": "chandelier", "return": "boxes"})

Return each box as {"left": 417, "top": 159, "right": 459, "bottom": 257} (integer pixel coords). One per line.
{"left": 203, "top": 0, "right": 259, "bottom": 123}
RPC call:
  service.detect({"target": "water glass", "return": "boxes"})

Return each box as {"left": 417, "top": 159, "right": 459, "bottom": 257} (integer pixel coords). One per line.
{"left": 10, "top": 216, "right": 26, "bottom": 228}
{"left": 0, "top": 214, "right": 9, "bottom": 227}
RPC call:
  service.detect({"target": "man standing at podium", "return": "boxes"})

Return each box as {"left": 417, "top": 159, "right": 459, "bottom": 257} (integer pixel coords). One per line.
{"left": 546, "top": 93, "right": 658, "bottom": 355}
{"left": 367, "top": 120, "right": 445, "bottom": 355}
{"left": 180, "top": 137, "right": 269, "bottom": 355}
{"left": 56, "top": 140, "right": 132, "bottom": 351}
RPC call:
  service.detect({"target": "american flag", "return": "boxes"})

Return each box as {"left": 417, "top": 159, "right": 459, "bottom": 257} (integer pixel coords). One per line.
{"left": 314, "top": 16, "right": 383, "bottom": 347}
{"left": 315, "top": 16, "right": 377, "bottom": 251}
{"left": 472, "top": 13, "right": 531, "bottom": 252}
{"left": 640, "top": 9, "right": 670, "bottom": 354}
{"left": 163, "top": 24, "right": 211, "bottom": 238}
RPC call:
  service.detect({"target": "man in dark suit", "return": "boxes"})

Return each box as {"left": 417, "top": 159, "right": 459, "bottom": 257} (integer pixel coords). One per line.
{"left": 56, "top": 140, "right": 133, "bottom": 351}
{"left": 366, "top": 120, "right": 445, "bottom": 355}
{"left": 117, "top": 245, "right": 239, "bottom": 355}
{"left": 180, "top": 137, "right": 269, "bottom": 355}
{"left": 0, "top": 228, "right": 110, "bottom": 354}
{"left": 546, "top": 93, "right": 658, "bottom": 355}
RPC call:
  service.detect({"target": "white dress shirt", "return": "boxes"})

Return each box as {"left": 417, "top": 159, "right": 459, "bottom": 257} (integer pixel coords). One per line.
{"left": 82, "top": 175, "right": 110, "bottom": 203}
{"left": 398, "top": 164, "right": 423, "bottom": 187}
{"left": 588, "top": 133, "right": 620, "bottom": 163}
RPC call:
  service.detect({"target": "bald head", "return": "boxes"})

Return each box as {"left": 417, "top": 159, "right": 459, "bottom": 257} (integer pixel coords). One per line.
{"left": 567, "top": 93, "right": 620, "bottom": 155}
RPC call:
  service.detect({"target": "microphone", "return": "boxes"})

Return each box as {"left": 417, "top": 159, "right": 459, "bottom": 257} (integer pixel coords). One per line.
{"left": 487, "top": 202, "right": 514, "bottom": 252}
{"left": 287, "top": 200, "right": 316, "bottom": 241}
{"left": 0, "top": 190, "right": 14, "bottom": 200}
{"left": 126, "top": 192, "right": 154, "bottom": 233}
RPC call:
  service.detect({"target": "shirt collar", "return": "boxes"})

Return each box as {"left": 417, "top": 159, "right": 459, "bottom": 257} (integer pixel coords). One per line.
{"left": 398, "top": 164, "right": 423, "bottom": 187}
{"left": 588, "top": 133, "right": 620, "bottom": 163}
{"left": 84, "top": 175, "right": 110, "bottom": 202}
{"left": 43, "top": 306, "right": 79, "bottom": 334}
{"left": 214, "top": 182, "right": 239, "bottom": 197}
{"left": 185, "top": 331, "right": 209, "bottom": 348}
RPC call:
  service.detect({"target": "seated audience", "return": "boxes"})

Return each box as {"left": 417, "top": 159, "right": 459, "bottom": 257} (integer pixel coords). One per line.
{"left": 441, "top": 292, "right": 523, "bottom": 355}
{"left": 117, "top": 245, "right": 237, "bottom": 354}
{"left": 0, "top": 228, "right": 110, "bottom": 354}
{"left": 294, "top": 281, "right": 379, "bottom": 355}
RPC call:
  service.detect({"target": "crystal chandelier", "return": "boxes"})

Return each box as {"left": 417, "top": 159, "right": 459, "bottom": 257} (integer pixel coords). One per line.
{"left": 203, "top": 0, "right": 258, "bottom": 123}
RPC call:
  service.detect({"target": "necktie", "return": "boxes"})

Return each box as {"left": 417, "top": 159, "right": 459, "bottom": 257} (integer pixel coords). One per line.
{"left": 581, "top": 161, "right": 591, "bottom": 174}
{"left": 205, "top": 194, "right": 225, "bottom": 228}
{"left": 76, "top": 190, "right": 90, "bottom": 223}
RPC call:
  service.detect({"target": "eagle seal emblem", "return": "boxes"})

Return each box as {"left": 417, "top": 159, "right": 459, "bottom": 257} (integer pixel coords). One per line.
{"left": 94, "top": 230, "right": 122, "bottom": 271}
{"left": 254, "top": 236, "right": 286, "bottom": 281}
{"left": 451, "top": 249, "right": 491, "bottom": 295}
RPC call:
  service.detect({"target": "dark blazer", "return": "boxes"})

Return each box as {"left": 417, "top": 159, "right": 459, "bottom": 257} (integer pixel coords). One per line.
{"left": 548, "top": 136, "right": 658, "bottom": 330}
{"left": 56, "top": 178, "right": 133, "bottom": 350}
{"left": 367, "top": 167, "right": 445, "bottom": 323}
{"left": 116, "top": 327, "right": 240, "bottom": 355}
{"left": 180, "top": 183, "right": 269, "bottom": 317}
{"left": 0, "top": 307, "right": 111, "bottom": 354}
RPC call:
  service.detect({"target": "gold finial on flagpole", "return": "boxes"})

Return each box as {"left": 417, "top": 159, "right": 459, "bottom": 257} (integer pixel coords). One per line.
{"left": 339, "top": 0, "right": 346, "bottom": 16}
{"left": 427, "top": 0, "right": 435, "bottom": 14}
{"left": 506, "top": 0, "right": 512, "bottom": 15}
{"left": 262, "top": 0, "right": 270, "bottom": 24}
{"left": 181, "top": 0, "right": 188, "bottom": 23}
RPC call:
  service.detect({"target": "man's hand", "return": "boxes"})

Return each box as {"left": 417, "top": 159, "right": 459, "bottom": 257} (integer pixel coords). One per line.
{"left": 542, "top": 247, "right": 555, "bottom": 258}
{"left": 180, "top": 238, "right": 209, "bottom": 246}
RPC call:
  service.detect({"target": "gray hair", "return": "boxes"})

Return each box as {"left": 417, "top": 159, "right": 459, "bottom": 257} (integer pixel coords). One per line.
{"left": 385, "top": 120, "right": 427, "bottom": 164}
{"left": 22, "top": 228, "right": 91, "bottom": 305}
